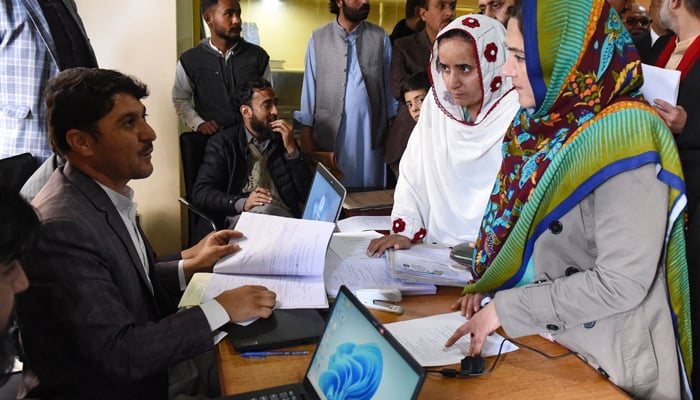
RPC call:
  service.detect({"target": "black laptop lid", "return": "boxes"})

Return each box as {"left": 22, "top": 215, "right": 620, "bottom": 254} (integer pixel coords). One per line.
{"left": 301, "top": 285, "right": 426, "bottom": 399}
{"left": 224, "top": 309, "right": 326, "bottom": 352}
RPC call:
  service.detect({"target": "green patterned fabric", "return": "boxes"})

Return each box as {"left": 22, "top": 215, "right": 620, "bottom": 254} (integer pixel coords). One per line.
{"left": 465, "top": 0, "right": 692, "bottom": 379}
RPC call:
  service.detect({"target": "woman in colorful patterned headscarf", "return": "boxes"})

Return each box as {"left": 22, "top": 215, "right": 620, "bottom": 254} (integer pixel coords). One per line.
{"left": 445, "top": 0, "right": 692, "bottom": 397}
{"left": 367, "top": 15, "right": 520, "bottom": 256}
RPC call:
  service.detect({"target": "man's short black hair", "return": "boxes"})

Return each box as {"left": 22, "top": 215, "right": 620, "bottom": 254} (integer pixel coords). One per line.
{"left": 237, "top": 77, "right": 273, "bottom": 108}
{"left": 400, "top": 71, "right": 430, "bottom": 102}
{"left": 46, "top": 68, "right": 149, "bottom": 156}
{"left": 406, "top": 0, "right": 425, "bottom": 19}
{"left": 201, "top": 0, "right": 219, "bottom": 15}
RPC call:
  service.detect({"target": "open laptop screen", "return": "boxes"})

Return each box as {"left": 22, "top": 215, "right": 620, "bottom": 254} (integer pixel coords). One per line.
{"left": 302, "top": 163, "right": 346, "bottom": 223}
{"left": 303, "top": 286, "right": 425, "bottom": 399}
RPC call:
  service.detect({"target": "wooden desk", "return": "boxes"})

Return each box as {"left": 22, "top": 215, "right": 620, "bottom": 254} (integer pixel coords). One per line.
{"left": 217, "top": 286, "right": 629, "bottom": 399}
{"left": 342, "top": 189, "right": 394, "bottom": 217}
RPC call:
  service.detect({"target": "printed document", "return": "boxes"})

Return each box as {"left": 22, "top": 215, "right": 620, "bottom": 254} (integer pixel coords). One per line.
{"left": 324, "top": 232, "right": 436, "bottom": 298}
{"left": 180, "top": 213, "right": 335, "bottom": 309}
{"left": 385, "top": 312, "right": 518, "bottom": 367}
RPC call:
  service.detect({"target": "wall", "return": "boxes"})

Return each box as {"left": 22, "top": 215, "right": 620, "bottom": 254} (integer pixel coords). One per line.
{"left": 75, "top": 0, "right": 184, "bottom": 255}
{"left": 242, "top": 0, "right": 478, "bottom": 72}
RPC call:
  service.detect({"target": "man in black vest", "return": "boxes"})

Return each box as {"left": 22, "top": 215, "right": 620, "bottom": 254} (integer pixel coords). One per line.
{"left": 172, "top": 0, "right": 270, "bottom": 135}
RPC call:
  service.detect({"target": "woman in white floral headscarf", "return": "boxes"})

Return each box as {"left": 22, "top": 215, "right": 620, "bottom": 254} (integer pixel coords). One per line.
{"left": 368, "top": 14, "right": 520, "bottom": 256}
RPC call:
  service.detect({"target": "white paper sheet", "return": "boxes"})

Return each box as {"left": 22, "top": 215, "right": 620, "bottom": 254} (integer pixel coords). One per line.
{"left": 385, "top": 311, "right": 518, "bottom": 367}
{"left": 213, "top": 212, "right": 335, "bottom": 276}
{"left": 336, "top": 215, "right": 392, "bottom": 232}
{"left": 641, "top": 63, "right": 681, "bottom": 107}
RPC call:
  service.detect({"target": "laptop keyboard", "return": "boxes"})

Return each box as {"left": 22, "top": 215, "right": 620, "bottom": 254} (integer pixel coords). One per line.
{"left": 249, "top": 389, "right": 302, "bottom": 400}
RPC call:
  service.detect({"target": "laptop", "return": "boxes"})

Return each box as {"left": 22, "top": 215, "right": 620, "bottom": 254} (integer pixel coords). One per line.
{"left": 224, "top": 309, "right": 327, "bottom": 352}
{"left": 224, "top": 285, "right": 426, "bottom": 400}
{"left": 302, "top": 163, "right": 346, "bottom": 224}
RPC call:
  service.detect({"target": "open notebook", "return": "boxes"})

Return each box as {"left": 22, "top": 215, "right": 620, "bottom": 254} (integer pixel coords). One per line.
{"left": 224, "top": 285, "right": 426, "bottom": 400}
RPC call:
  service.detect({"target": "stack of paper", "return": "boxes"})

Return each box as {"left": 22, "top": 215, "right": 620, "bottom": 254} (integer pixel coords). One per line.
{"left": 180, "top": 212, "right": 334, "bottom": 309}
{"left": 389, "top": 244, "right": 472, "bottom": 287}
{"left": 324, "top": 232, "right": 436, "bottom": 298}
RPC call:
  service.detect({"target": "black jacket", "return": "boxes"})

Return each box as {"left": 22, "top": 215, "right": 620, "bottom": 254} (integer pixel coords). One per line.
{"left": 192, "top": 125, "right": 311, "bottom": 227}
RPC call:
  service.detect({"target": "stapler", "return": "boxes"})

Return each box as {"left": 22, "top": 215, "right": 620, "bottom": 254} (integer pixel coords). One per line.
{"left": 355, "top": 289, "right": 404, "bottom": 314}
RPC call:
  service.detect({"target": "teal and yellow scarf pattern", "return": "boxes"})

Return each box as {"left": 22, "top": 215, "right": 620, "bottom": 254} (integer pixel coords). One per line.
{"left": 465, "top": 0, "right": 692, "bottom": 378}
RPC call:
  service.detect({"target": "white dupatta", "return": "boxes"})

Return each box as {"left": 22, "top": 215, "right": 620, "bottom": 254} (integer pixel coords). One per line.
{"left": 392, "top": 15, "right": 521, "bottom": 245}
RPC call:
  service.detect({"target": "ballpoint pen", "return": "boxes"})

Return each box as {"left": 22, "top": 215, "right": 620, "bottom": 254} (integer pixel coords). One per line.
{"left": 241, "top": 351, "right": 310, "bottom": 359}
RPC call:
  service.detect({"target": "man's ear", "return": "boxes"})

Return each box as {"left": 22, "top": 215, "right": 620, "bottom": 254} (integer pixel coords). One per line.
{"left": 203, "top": 10, "right": 213, "bottom": 26}
{"left": 419, "top": 5, "right": 428, "bottom": 22}
{"left": 65, "top": 129, "right": 95, "bottom": 157}
{"left": 240, "top": 104, "right": 251, "bottom": 119}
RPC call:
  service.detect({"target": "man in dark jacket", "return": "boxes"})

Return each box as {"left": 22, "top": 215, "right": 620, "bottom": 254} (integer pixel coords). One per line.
{"left": 192, "top": 78, "right": 311, "bottom": 228}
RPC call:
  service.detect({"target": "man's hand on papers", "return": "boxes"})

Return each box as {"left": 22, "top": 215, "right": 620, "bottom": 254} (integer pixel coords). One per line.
{"left": 445, "top": 300, "right": 501, "bottom": 356}
{"left": 653, "top": 99, "right": 687, "bottom": 134}
{"left": 182, "top": 230, "right": 243, "bottom": 280}
{"left": 216, "top": 285, "right": 277, "bottom": 322}
{"left": 366, "top": 234, "right": 412, "bottom": 257}
{"left": 452, "top": 293, "right": 488, "bottom": 319}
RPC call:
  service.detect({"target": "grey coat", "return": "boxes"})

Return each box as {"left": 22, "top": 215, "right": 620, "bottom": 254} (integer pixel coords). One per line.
{"left": 495, "top": 164, "right": 685, "bottom": 399}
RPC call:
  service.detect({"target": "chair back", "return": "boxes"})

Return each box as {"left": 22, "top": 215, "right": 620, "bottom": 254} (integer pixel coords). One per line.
{"left": 179, "top": 132, "right": 212, "bottom": 246}
{"left": 0, "top": 153, "right": 38, "bottom": 193}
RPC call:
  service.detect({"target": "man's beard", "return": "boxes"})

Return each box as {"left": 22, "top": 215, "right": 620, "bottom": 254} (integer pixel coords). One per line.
{"left": 250, "top": 115, "right": 274, "bottom": 141}
{"left": 659, "top": 0, "right": 672, "bottom": 31}
{"left": 343, "top": 1, "right": 370, "bottom": 23}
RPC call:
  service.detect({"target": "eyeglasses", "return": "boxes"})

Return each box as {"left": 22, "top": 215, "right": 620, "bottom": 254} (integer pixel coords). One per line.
{"left": 624, "top": 17, "right": 652, "bottom": 27}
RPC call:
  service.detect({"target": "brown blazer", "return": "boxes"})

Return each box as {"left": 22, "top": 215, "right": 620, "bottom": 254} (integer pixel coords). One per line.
{"left": 17, "top": 163, "right": 213, "bottom": 399}
{"left": 384, "top": 30, "right": 432, "bottom": 165}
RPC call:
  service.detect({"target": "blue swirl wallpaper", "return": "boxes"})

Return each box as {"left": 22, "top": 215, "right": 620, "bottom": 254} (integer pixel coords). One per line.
{"left": 319, "top": 342, "right": 383, "bottom": 400}
{"left": 306, "top": 293, "right": 421, "bottom": 399}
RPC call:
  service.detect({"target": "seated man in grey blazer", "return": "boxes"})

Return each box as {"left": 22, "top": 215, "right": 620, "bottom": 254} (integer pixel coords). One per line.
{"left": 16, "top": 67, "right": 277, "bottom": 399}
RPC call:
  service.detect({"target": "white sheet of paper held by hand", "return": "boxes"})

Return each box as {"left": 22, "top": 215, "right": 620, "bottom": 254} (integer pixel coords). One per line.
{"left": 640, "top": 63, "right": 681, "bottom": 107}
{"left": 384, "top": 311, "right": 518, "bottom": 367}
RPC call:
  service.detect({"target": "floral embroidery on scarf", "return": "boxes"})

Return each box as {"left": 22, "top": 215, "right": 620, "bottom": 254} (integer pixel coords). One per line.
{"left": 484, "top": 43, "right": 498, "bottom": 62}
{"left": 490, "top": 76, "right": 503, "bottom": 93}
{"left": 462, "top": 17, "right": 480, "bottom": 28}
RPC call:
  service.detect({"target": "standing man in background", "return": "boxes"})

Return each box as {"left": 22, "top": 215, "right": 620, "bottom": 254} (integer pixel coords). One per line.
{"left": 172, "top": 0, "right": 271, "bottom": 135}
{"left": 634, "top": 0, "right": 672, "bottom": 61}
{"left": 296, "top": 0, "right": 396, "bottom": 189}
{"left": 622, "top": 2, "right": 651, "bottom": 36}
{"left": 0, "top": 0, "right": 97, "bottom": 163}
{"left": 478, "top": 0, "right": 515, "bottom": 24}
{"left": 385, "top": 0, "right": 456, "bottom": 178}
{"left": 389, "top": 0, "right": 425, "bottom": 43}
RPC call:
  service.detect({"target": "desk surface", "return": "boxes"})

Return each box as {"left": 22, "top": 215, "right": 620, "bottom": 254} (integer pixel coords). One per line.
{"left": 217, "top": 286, "right": 629, "bottom": 399}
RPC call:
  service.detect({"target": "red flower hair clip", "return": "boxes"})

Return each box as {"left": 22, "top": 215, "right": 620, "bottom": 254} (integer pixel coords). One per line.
{"left": 392, "top": 218, "right": 406, "bottom": 233}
